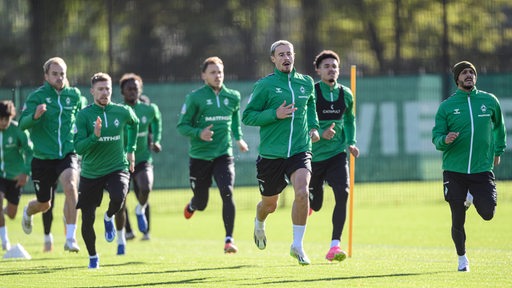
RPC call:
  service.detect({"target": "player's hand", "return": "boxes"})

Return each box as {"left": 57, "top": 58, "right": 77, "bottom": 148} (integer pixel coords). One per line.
{"left": 33, "top": 104, "right": 47, "bottom": 120}
{"left": 494, "top": 156, "right": 501, "bottom": 166}
{"left": 237, "top": 139, "right": 249, "bottom": 152}
{"left": 127, "top": 152, "right": 135, "bottom": 172}
{"left": 94, "top": 116, "right": 102, "bottom": 137}
{"left": 15, "top": 173, "right": 29, "bottom": 188}
{"left": 322, "top": 123, "right": 336, "bottom": 140}
{"left": 276, "top": 101, "right": 297, "bottom": 119}
{"left": 348, "top": 145, "right": 360, "bottom": 158}
{"left": 445, "top": 132, "right": 459, "bottom": 144}
{"left": 151, "top": 142, "right": 162, "bottom": 153}
{"left": 200, "top": 124, "right": 214, "bottom": 141}
{"left": 310, "top": 129, "right": 320, "bottom": 143}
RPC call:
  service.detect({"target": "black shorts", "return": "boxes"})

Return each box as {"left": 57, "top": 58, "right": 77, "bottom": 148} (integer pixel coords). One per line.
{"left": 310, "top": 152, "right": 349, "bottom": 191}
{"left": 443, "top": 170, "right": 497, "bottom": 206}
{"left": 132, "top": 161, "right": 153, "bottom": 178}
{"left": 76, "top": 170, "right": 130, "bottom": 209}
{"left": 256, "top": 151, "right": 312, "bottom": 197}
{"left": 0, "top": 178, "right": 22, "bottom": 205}
{"left": 31, "top": 153, "right": 79, "bottom": 202}
{"left": 189, "top": 155, "right": 235, "bottom": 192}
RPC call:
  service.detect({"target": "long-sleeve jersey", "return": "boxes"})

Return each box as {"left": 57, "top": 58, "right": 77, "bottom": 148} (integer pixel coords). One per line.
{"left": 74, "top": 102, "right": 139, "bottom": 179}
{"left": 177, "top": 84, "right": 243, "bottom": 161}
{"left": 125, "top": 100, "right": 162, "bottom": 164}
{"left": 0, "top": 121, "right": 33, "bottom": 179}
{"left": 242, "top": 67, "right": 319, "bottom": 159}
{"left": 432, "top": 87, "right": 507, "bottom": 174}
{"left": 312, "top": 81, "right": 356, "bottom": 162}
{"left": 19, "top": 81, "right": 83, "bottom": 159}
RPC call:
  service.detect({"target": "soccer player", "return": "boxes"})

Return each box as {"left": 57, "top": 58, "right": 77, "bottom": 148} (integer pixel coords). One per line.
{"left": 19, "top": 57, "right": 82, "bottom": 253}
{"left": 308, "top": 50, "right": 359, "bottom": 262}
{"left": 177, "top": 56, "right": 249, "bottom": 254}
{"left": 0, "top": 100, "right": 33, "bottom": 251}
{"left": 432, "top": 61, "right": 507, "bottom": 272}
{"left": 74, "top": 72, "right": 138, "bottom": 269}
{"left": 242, "top": 40, "right": 320, "bottom": 265}
{"left": 115, "top": 73, "right": 162, "bottom": 254}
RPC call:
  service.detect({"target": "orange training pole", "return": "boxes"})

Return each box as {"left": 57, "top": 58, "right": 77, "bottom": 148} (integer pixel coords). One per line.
{"left": 347, "top": 65, "right": 356, "bottom": 258}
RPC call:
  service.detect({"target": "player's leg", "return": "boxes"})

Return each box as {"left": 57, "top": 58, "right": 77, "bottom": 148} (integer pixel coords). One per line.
{"left": 309, "top": 160, "right": 327, "bottom": 213}
{"left": 42, "top": 188, "right": 56, "bottom": 252}
{"left": 105, "top": 171, "right": 130, "bottom": 245}
{"left": 0, "top": 186, "right": 9, "bottom": 250}
{"left": 213, "top": 156, "right": 237, "bottom": 253}
{"left": 132, "top": 162, "right": 153, "bottom": 234}
{"left": 470, "top": 171, "right": 497, "bottom": 221}
{"left": 324, "top": 153, "right": 349, "bottom": 261}
{"left": 58, "top": 154, "right": 80, "bottom": 247}
{"left": 184, "top": 158, "right": 213, "bottom": 218}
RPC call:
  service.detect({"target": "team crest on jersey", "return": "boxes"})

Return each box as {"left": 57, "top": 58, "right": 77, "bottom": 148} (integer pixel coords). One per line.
{"left": 114, "top": 118, "right": 120, "bottom": 127}
{"left": 480, "top": 104, "right": 487, "bottom": 113}
{"left": 66, "top": 97, "right": 71, "bottom": 105}
{"left": 7, "top": 136, "right": 13, "bottom": 144}
{"left": 206, "top": 99, "right": 213, "bottom": 105}
{"left": 300, "top": 86, "right": 305, "bottom": 94}
{"left": 141, "top": 116, "right": 147, "bottom": 124}
{"left": 46, "top": 97, "right": 52, "bottom": 104}
{"left": 223, "top": 98, "right": 229, "bottom": 106}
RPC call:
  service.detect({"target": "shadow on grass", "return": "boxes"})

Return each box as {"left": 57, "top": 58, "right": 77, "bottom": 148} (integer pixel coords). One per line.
{"left": 115, "top": 264, "right": 255, "bottom": 276}
{"left": 244, "top": 271, "right": 449, "bottom": 285}
{"left": 0, "top": 260, "right": 145, "bottom": 276}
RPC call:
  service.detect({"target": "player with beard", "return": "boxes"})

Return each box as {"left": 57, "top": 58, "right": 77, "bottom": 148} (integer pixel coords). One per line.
{"left": 432, "top": 61, "right": 506, "bottom": 272}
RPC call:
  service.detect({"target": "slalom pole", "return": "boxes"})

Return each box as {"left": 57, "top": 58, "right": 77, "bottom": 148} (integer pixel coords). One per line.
{"left": 347, "top": 65, "right": 357, "bottom": 258}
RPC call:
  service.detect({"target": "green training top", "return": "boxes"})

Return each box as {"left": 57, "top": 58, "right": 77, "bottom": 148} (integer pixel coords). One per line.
{"left": 312, "top": 81, "right": 356, "bottom": 162}
{"left": 19, "top": 81, "right": 83, "bottom": 159}
{"left": 125, "top": 100, "right": 162, "bottom": 164}
{"left": 74, "top": 102, "right": 139, "bottom": 178}
{"left": 0, "top": 121, "right": 33, "bottom": 179}
{"left": 242, "top": 67, "right": 319, "bottom": 159}
{"left": 177, "top": 84, "right": 243, "bottom": 161}
{"left": 432, "top": 87, "right": 507, "bottom": 174}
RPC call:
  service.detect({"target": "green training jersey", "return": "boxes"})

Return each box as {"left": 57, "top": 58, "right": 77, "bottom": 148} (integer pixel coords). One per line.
{"left": 312, "top": 81, "right": 356, "bottom": 162}
{"left": 125, "top": 100, "right": 162, "bottom": 164}
{"left": 242, "top": 67, "right": 319, "bottom": 159}
{"left": 177, "top": 84, "right": 243, "bottom": 161}
{"left": 19, "top": 81, "right": 83, "bottom": 159}
{"left": 74, "top": 102, "right": 139, "bottom": 178}
{"left": 0, "top": 121, "right": 33, "bottom": 180}
{"left": 432, "top": 87, "right": 506, "bottom": 174}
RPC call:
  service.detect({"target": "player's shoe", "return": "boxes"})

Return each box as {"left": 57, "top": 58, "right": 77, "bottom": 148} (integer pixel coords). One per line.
{"left": 224, "top": 242, "right": 238, "bottom": 254}
{"left": 2, "top": 240, "right": 10, "bottom": 251}
{"left": 64, "top": 238, "right": 80, "bottom": 253}
{"left": 43, "top": 239, "right": 53, "bottom": 252}
{"left": 21, "top": 206, "right": 33, "bottom": 234}
{"left": 88, "top": 256, "right": 99, "bottom": 269}
{"left": 117, "top": 244, "right": 125, "bottom": 255}
{"left": 458, "top": 256, "right": 470, "bottom": 272}
{"left": 183, "top": 203, "right": 194, "bottom": 219}
{"left": 325, "top": 246, "right": 347, "bottom": 262}
{"left": 104, "top": 214, "right": 116, "bottom": 242}
{"left": 464, "top": 192, "right": 473, "bottom": 211}
{"left": 141, "top": 233, "right": 150, "bottom": 241}
{"left": 126, "top": 231, "right": 135, "bottom": 240}
{"left": 136, "top": 212, "right": 148, "bottom": 233}
{"left": 253, "top": 221, "right": 266, "bottom": 250}
{"left": 290, "top": 245, "right": 311, "bottom": 265}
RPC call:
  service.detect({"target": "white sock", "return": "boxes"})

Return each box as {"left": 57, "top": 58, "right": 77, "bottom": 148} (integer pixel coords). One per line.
{"left": 0, "top": 226, "right": 8, "bottom": 243}
{"left": 44, "top": 233, "right": 53, "bottom": 243}
{"left": 458, "top": 254, "right": 469, "bottom": 269}
{"left": 292, "top": 224, "right": 306, "bottom": 249}
{"left": 331, "top": 239, "right": 340, "bottom": 248}
{"left": 104, "top": 213, "right": 112, "bottom": 221}
{"left": 90, "top": 254, "right": 98, "bottom": 259}
{"left": 255, "top": 218, "right": 265, "bottom": 229}
{"left": 225, "top": 236, "right": 234, "bottom": 243}
{"left": 117, "top": 229, "right": 126, "bottom": 245}
{"left": 66, "top": 224, "right": 77, "bottom": 240}
{"left": 136, "top": 204, "right": 147, "bottom": 215}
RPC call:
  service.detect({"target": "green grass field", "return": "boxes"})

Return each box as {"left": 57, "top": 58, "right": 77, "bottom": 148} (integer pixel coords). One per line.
{"left": 2, "top": 181, "right": 512, "bottom": 287}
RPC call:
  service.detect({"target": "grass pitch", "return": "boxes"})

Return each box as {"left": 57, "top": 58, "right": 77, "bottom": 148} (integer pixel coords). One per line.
{"left": 2, "top": 181, "right": 512, "bottom": 287}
